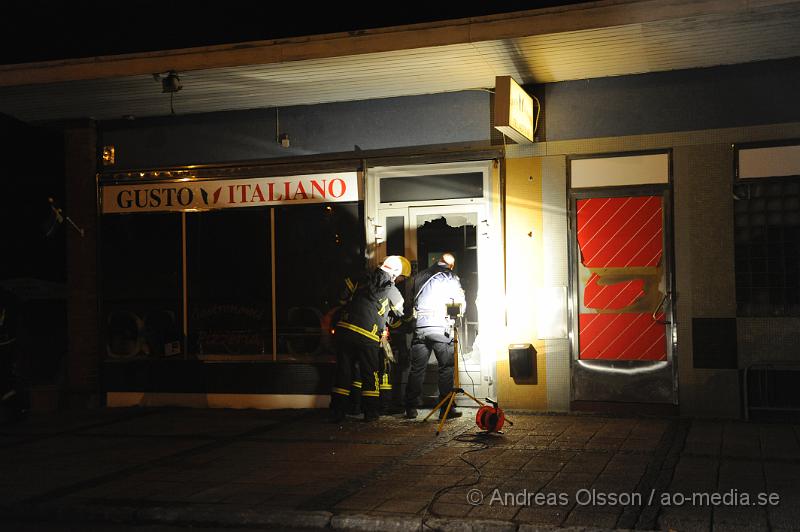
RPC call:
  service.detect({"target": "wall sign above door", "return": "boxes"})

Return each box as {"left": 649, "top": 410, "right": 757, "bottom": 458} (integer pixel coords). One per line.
{"left": 494, "top": 76, "right": 535, "bottom": 144}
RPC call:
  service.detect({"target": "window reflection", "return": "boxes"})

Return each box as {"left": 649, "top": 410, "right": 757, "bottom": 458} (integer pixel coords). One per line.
{"left": 101, "top": 213, "right": 182, "bottom": 358}
{"left": 186, "top": 208, "right": 271, "bottom": 356}
{"left": 101, "top": 200, "right": 364, "bottom": 361}
{"left": 275, "top": 202, "right": 364, "bottom": 360}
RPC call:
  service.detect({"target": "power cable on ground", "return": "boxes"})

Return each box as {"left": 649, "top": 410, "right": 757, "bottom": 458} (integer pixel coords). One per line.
{"left": 421, "top": 431, "right": 495, "bottom": 529}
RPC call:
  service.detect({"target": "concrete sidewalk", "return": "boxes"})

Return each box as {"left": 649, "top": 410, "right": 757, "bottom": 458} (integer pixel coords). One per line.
{"left": 0, "top": 406, "right": 798, "bottom": 531}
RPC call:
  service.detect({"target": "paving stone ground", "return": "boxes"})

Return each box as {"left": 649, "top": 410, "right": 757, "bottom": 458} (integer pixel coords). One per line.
{"left": 0, "top": 406, "right": 798, "bottom": 530}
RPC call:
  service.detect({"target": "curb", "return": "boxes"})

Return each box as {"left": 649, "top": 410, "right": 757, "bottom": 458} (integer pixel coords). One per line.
{"left": 1, "top": 503, "right": 332, "bottom": 530}
{"left": 423, "top": 516, "right": 518, "bottom": 531}
{"left": 2, "top": 502, "right": 627, "bottom": 532}
{"left": 331, "top": 513, "right": 421, "bottom": 531}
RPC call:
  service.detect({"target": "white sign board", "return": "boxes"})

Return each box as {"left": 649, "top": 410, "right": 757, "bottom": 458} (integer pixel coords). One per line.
{"left": 739, "top": 145, "right": 800, "bottom": 179}
{"left": 102, "top": 172, "right": 360, "bottom": 213}
{"left": 571, "top": 154, "right": 669, "bottom": 188}
{"left": 494, "top": 76, "right": 535, "bottom": 144}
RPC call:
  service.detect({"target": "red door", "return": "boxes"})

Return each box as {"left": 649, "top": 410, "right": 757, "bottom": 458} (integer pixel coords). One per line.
{"left": 576, "top": 195, "right": 667, "bottom": 361}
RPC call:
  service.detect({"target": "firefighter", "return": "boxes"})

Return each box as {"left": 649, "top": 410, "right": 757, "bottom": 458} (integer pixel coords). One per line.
{"left": 335, "top": 272, "right": 365, "bottom": 416}
{"left": 330, "top": 256, "right": 405, "bottom": 422}
{"left": 380, "top": 312, "right": 413, "bottom": 415}
{"left": 380, "top": 256, "right": 413, "bottom": 416}
{"left": 404, "top": 252, "right": 466, "bottom": 420}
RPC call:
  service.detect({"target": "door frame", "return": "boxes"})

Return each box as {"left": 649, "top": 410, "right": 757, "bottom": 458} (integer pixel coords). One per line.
{"left": 568, "top": 184, "right": 678, "bottom": 405}
{"left": 366, "top": 160, "right": 499, "bottom": 399}
{"left": 366, "top": 160, "right": 495, "bottom": 267}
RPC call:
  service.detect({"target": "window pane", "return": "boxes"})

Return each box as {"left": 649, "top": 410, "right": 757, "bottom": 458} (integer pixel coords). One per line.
{"left": 274, "top": 202, "right": 364, "bottom": 359}
{"left": 386, "top": 215, "right": 405, "bottom": 257}
{"left": 415, "top": 213, "right": 479, "bottom": 357}
{"left": 734, "top": 176, "right": 800, "bottom": 317}
{"left": 186, "top": 209, "right": 271, "bottom": 356}
{"left": 101, "top": 214, "right": 182, "bottom": 358}
{"left": 380, "top": 172, "right": 483, "bottom": 202}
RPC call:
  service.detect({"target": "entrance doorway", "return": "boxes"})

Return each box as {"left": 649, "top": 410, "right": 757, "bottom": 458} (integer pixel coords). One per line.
{"left": 570, "top": 188, "right": 677, "bottom": 406}
{"left": 370, "top": 162, "right": 496, "bottom": 405}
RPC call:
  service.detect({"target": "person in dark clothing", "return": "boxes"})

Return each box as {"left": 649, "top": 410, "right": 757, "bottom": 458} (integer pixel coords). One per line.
{"left": 404, "top": 253, "right": 466, "bottom": 420}
{"left": 333, "top": 257, "right": 409, "bottom": 416}
{"left": 381, "top": 259, "right": 418, "bottom": 415}
{"left": 330, "top": 256, "right": 405, "bottom": 422}
{"left": 334, "top": 271, "right": 366, "bottom": 416}
{"left": 380, "top": 271, "right": 414, "bottom": 415}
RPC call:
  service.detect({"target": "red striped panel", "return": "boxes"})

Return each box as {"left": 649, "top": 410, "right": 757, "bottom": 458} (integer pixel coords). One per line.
{"left": 577, "top": 195, "right": 666, "bottom": 361}
{"left": 583, "top": 273, "right": 645, "bottom": 310}
{"left": 579, "top": 313, "right": 667, "bottom": 361}
{"left": 577, "top": 196, "right": 663, "bottom": 268}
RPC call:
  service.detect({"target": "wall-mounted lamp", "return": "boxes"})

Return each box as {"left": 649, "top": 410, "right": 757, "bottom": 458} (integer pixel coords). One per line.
{"left": 159, "top": 71, "right": 182, "bottom": 93}
{"left": 102, "top": 145, "right": 115, "bottom": 166}
{"left": 153, "top": 71, "right": 182, "bottom": 114}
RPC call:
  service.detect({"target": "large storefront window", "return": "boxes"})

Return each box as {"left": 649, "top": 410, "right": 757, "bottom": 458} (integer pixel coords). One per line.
{"left": 275, "top": 202, "right": 364, "bottom": 359}
{"left": 102, "top": 214, "right": 182, "bottom": 358}
{"left": 100, "top": 172, "right": 364, "bottom": 361}
{"left": 734, "top": 177, "right": 800, "bottom": 316}
{"left": 736, "top": 144, "right": 800, "bottom": 317}
{"left": 186, "top": 208, "right": 272, "bottom": 356}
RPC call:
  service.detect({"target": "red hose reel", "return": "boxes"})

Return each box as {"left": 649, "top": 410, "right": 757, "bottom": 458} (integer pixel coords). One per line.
{"left": 475, "top": 398, "right": 512, "bottom": 433}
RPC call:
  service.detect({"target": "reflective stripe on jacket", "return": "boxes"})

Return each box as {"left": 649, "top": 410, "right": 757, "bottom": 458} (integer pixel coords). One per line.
{"left": 336, "top": 269, "right": 404, "bottom": 343}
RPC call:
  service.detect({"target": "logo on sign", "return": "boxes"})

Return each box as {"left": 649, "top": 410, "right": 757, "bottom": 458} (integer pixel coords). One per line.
{"left": 103, "top": 172, "right": 359, "bottom": 213}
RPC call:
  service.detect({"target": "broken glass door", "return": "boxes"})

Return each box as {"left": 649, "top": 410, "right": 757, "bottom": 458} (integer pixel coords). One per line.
{"left": 411, "top": 209, "right": 479, "bottom": 358}
{"left": 409, "top": 206, "right": 488, "bottom": 401}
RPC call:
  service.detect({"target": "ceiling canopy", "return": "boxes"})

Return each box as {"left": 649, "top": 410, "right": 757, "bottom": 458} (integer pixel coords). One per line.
{"left": 1, "top": 0, "right": 799, "bottom": 123}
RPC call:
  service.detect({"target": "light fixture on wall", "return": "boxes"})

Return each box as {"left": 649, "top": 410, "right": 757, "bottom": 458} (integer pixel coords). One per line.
{"left": 102, "top": 145, "right": 115, "bottom": 166}
{"left": 158, "top": 70, "right": 182, "bottom": 93}
{"left": 153, "top": 71, "right": 182, "bottom": 115}
{"left": 275, "top": 107, "right": 290, "bottom": 148}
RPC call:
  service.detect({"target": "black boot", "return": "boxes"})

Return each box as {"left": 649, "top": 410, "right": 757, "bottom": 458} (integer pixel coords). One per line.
{"left": 363, "top": 405, "right": 380, "bottom": 423}
{"left": 381, "top": 402, "right": 405, "bottom": 415}
{"left": 328, "top": 397, "right": 347, "bottom": 423}
{"left": 348, "top": 390, "right": 362, "bottom": 415}
{"left": 439, "top": 409, "right": 462, "bottom": 420}
{"left": 439, "top": 402, "right": 463, "bottom": 420}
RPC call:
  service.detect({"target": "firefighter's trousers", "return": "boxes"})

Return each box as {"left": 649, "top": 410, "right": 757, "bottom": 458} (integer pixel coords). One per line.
{"left": 331, "top": 328, "right": 381, "bottom": 417}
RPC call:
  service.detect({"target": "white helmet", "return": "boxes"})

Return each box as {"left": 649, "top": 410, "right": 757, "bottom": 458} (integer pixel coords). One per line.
{"left": 380, "top": 256, "right": 403, "bottom": 279}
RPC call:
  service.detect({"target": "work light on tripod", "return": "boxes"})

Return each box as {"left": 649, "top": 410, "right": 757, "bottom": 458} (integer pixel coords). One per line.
{"left": 445, "top": 301, "right": 462, "bottom": 319}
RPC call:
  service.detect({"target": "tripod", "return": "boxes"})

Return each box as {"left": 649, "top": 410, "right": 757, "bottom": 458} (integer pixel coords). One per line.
{"left": 422, "top": 319, "right": 485, "bottom": 435}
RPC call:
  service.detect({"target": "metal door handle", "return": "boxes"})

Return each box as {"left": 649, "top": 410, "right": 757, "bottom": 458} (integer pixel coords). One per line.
{"left": 652, "top": 292, "right": 671, "bottom": 324}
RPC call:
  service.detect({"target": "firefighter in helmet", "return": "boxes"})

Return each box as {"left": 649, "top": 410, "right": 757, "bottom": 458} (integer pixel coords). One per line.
{"left": 380, "top": 256, "right": 413, "bottom": 415}
{"left": 330, "top": 256, "right": 405, "bottom": 422}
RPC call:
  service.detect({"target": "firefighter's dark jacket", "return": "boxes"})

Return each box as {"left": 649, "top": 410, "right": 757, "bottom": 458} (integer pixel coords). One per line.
{"left": 336, "top": 269, "right": 404, "bottom": 343}
{"left": 413, "top": 264, "right": 466, "bottom": 329}
{"left": 388, "top": 277, "right": 415, "bottom": 335}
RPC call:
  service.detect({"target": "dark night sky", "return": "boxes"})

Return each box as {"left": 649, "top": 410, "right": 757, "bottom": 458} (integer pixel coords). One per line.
{"left": 2, "top": 0, "right": 596, "bottom": 64}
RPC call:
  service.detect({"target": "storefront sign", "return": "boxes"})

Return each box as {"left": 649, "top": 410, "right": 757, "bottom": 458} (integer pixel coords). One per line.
{"left": 101, "top": 172, "right": 360, "bottom": 213}
{"left": 494, "top": 76, "right": 535, "bottom": 144}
